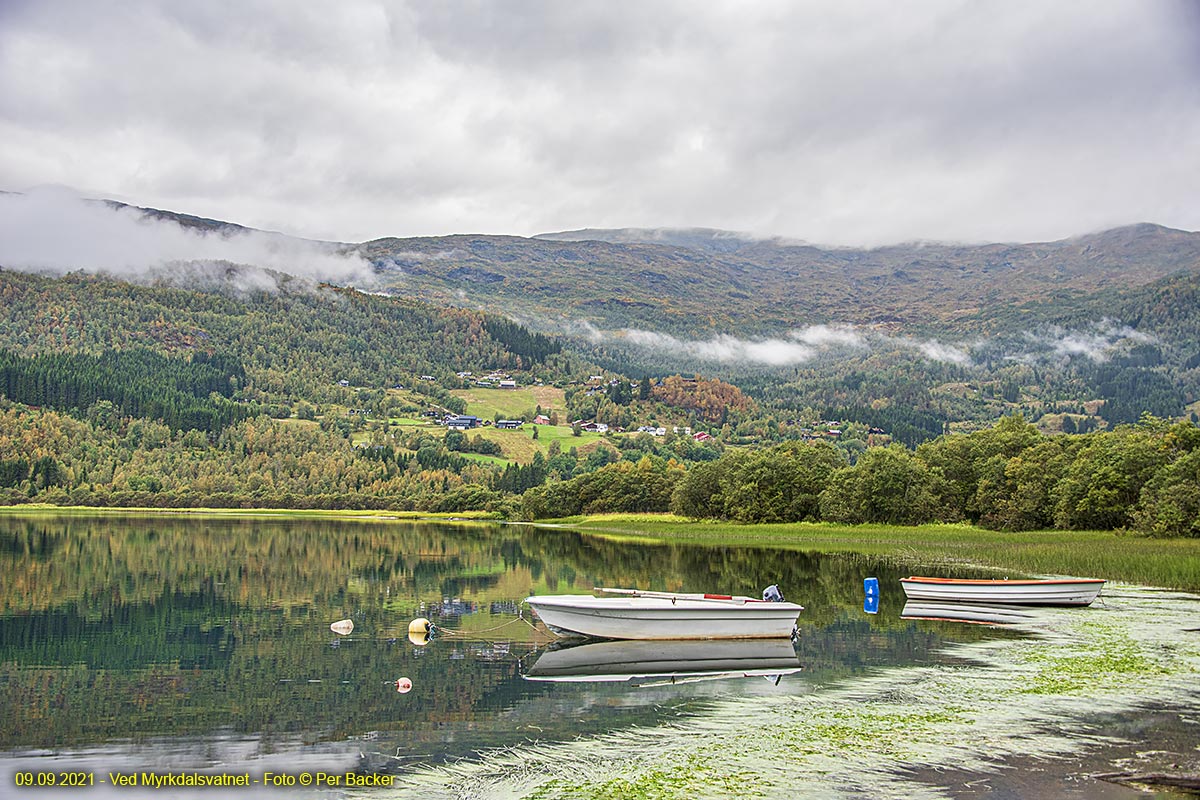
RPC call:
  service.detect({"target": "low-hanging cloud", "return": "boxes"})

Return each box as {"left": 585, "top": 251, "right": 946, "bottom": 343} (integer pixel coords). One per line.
{"left": 372, "top": 249, "right": 462, "bottom": 274}
{"left": 1023, "top": 321, "right": 1157, "bottom": 363}
{"left": 908, "top": 339, "right": 974, "bottom": 366}
{"left": 622, "top": 329, "right": 817, "bottom": 366}
{"left": 577, "top": 322, "right": 971, "bottom": 368}
{"left": 789, "top": 324, "right": 867, "bottom": 349}
{"left": 0, "top": 187, "right": 375, "bottom": 288}
{"left": 576, "top": 317, "right": 1164, "bottom": 370}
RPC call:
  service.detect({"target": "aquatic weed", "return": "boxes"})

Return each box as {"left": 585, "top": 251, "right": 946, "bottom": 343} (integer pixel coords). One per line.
{"left": 372, "top": 587, "right": 1200, "bottom": 800}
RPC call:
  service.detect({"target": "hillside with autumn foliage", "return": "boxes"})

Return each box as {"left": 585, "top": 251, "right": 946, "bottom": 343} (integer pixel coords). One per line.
{"left": 1, "top": 200, "right": 1199, "bottom": 533}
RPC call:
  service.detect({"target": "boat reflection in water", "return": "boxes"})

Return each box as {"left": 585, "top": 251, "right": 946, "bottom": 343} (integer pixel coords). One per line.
{"left": 900, "top": 599, "right": 1038, "bottom": 626}
{"left": 523, "top": 637, "right": 803, "bottom": 686}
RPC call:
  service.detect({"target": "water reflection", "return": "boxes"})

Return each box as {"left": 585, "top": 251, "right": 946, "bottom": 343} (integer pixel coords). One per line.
{"left": 900, "top": 600, "right": 1038, "bottom": 625}
{"left": 523, "top": 638, "right": 804, "bottom": 684}
{"left": 0, "top": 513, "right": 1021, "bottom": 782}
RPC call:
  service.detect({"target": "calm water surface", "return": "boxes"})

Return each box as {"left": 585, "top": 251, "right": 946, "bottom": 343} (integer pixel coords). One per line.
{"left": 0, "top": 514, "right": 1019, "bottom": 792}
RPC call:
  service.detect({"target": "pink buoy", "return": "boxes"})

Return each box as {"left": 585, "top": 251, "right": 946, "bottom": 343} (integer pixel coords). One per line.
{"left": 396, "top": 677, "right": 413, "bottom": 693}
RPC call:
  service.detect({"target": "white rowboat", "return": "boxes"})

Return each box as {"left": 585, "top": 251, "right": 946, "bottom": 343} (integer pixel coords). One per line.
{"left": 899, "top": 576, "right": 1105, "bottom": 606}
{"left": 525, "top": 588, "right": 803, "bottom": 640}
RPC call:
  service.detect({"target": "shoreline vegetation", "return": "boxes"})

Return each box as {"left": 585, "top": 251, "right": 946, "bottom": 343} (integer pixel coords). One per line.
{"left": 5, "top": 506, "right": 1198, "bottom": 592}
{"left": 0, "top": 504, "right": 502, "bottom": 522}
{"left": 5, "top": 401, "right": 1198, "bottom": 539}
{"left": 558, "top": 515, "right": 1200, "bottom": 592}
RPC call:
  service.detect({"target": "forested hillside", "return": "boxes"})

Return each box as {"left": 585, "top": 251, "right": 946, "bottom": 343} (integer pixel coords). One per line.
{"left": 0, "top": 269, "right": 738, "bottom": 513}
{"left": 1, "top": 205, "right": 1198, "bottom": 534}
{"left": 0, "top": 348, "right": 246, "bottom": 433}
{"left": 0, "top": 269, "right": 564, "bottom": 405}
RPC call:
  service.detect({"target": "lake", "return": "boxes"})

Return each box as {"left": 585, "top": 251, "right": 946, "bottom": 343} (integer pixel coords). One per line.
{"left": 1, "top": 513, "right": 1195, "bottom": 798}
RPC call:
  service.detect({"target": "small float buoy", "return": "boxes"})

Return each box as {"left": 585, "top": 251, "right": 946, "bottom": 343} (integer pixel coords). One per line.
{"left": 408, "top": 617, "right": 433, "bottom": 646}
{"left": 395, "top": 677, "right": 413, "bottom": 693}
{"left": 330, "top": 619, "right": 354, "bottom": 636}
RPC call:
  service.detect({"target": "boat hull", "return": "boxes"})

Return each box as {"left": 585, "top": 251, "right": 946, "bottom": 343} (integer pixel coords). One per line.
{"left": 899, "top": 577, "right": 1105, "bottom": 606}
{"left": 525, "top": 594, "right": 803, "bottom": 640}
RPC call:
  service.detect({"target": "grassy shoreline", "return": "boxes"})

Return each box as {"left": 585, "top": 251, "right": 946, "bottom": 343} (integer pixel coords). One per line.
{"left": 0, "top": 503, "right": 502, "bottom": 522}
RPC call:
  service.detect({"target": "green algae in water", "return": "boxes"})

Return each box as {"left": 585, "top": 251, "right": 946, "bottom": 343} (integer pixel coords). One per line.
{"left": 1020, "top": 619, "right": 1171, "bottom": 695}
{"left": 373, "top": 587, "right": 1200, "bottom": 800}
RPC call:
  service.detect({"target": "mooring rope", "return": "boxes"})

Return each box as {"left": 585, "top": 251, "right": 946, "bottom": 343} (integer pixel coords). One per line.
{"left": 432, "top": 609, "right": 543, "bottom": 639}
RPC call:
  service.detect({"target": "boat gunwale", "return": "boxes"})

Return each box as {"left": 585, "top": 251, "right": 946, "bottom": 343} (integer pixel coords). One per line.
{"left": 525, "top": 594, "right": 804, "bottom": 612}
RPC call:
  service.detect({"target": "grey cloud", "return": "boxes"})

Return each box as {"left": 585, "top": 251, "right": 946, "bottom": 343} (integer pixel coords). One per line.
{"left": 1, "top": 1, "right": 1197, "bottom": 245}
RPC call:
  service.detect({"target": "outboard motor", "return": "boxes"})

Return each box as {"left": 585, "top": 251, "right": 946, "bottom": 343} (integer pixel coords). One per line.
{"left": 762, "top": 584, "right": 785, "bottom": 603}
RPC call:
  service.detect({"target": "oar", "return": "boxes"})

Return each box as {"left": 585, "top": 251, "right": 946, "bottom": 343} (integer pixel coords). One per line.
{"left": 594, "top": 587, "right": 757, "bottom": 603}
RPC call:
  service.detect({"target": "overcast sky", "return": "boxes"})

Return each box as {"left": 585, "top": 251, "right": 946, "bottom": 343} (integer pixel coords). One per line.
{"left": 2, "top": 0, "right": 1198, "bottom": 246}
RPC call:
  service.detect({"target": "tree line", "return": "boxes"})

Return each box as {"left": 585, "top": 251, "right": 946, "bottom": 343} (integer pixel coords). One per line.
{"left": 2, "top": 394, "right": 1196, "bottom": 536}
{"left": 665, "top": 415, "right": 1200, "bottom": 537}
{"left": 520, "top": 415, "right": 1200, "bottom": 538}
{"left": 0, "top": 347, "right": 246, "bottom": 433}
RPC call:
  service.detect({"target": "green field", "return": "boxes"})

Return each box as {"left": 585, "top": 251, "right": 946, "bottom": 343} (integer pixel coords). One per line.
{"left": 459, "top": 451, "right": 511, "bottom": 466}
{"left": 452, "top": 385, "right": 567, "bottom": 420}
{"left": 388, "top": 416, "right": 429, "bottom": 426}
{"left": 333, "top": 384, "right": 616, "bottom": 464}
{"left": 366, "top": 418, "right": 615, "bottom": 464}
{"left": 468, "top": 424, "right": 615, "bottom": 463}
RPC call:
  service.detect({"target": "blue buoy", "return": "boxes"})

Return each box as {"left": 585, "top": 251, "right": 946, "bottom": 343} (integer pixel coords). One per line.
{"left": 863, "top": 577, "right": 880, "bottom": 615}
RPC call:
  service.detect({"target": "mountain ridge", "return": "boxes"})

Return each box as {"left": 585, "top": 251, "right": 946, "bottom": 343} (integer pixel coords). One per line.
{"left": 533, "top": 222, "right": 1196, "bottom": 251}
{"left": 7, "top": 190, "right": 1200, "bottom": 337}
{"left": 361, "top": 222, "right": 1200, "bottom": 336}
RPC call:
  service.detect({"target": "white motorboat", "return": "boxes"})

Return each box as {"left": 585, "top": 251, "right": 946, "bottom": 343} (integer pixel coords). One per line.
{"left": 899, "top": 576, "right": 1105, "bottom": 606}
{"left": 523, "top": 637, "right": 803, "bottom": 684}
{"left": 525, "top": 587, "right": 804, "bottom": 640}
